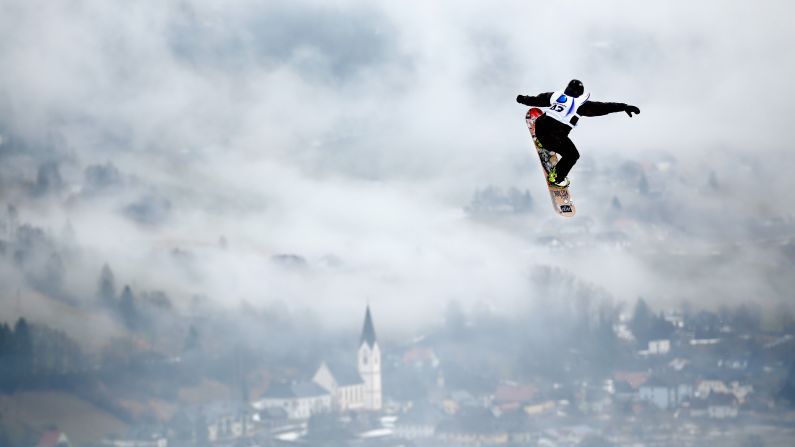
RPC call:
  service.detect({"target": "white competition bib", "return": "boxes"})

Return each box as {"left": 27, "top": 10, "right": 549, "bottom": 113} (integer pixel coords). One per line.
{"left": 546, "top": 89, "right": 590, "bottom": 127}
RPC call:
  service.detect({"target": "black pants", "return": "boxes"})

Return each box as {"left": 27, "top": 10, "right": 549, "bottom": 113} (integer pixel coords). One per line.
{"left": 535, "top": 115, "right": 579, "bottom": 180}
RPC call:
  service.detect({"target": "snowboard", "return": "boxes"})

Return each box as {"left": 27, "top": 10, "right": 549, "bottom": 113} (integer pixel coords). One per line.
{"left": 525, "top": 107, "right": 576, "bottom": 217}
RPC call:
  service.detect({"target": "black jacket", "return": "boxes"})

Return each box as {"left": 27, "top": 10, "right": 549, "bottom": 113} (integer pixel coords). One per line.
{"left": 516, "top": 92, "right": 628, "bottom": 117}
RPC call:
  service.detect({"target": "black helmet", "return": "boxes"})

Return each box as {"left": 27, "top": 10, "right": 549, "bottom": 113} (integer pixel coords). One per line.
{"left": 564, "top": 79, "right": 584, "bottom": 98}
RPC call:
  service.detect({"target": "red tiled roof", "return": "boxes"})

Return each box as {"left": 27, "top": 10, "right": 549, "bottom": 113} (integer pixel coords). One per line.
{"left": 402, "top": 347, "right": 436, "bottom": 364}
{"left": 613, "top": 371, "right": 650, "bottom": 389}
{"left": 494, "top": 383, "right": 537, "bottom": 403}
{"left": 36, "top": 431, "right": 68, "bottom": 447}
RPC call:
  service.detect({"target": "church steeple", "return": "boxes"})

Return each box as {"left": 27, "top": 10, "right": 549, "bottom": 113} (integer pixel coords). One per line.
{"left": 360, "top": 305, "right": 377, "bottom": 348}
{"left": 357, "top": 305, "right": 381, "bottom": 410}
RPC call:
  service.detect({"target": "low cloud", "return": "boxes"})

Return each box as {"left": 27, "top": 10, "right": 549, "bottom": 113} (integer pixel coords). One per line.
{"left": 1, "top": 0, "right": 793, "bottom": 339}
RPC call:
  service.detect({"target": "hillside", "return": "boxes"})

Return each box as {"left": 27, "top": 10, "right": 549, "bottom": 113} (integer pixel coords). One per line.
{"left": 0, "top": 391, "right": 128, "bottom": 446}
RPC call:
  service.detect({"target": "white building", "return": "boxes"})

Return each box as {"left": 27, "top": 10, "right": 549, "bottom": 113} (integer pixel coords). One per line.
{"left": 253, "top": 306, "right": 382, "bottom": 419}
{"left": 252, "top": 381, "right": 333, "bottom": 420}
{"left": 707, "top": 392, "right": 739, "bottom": 419}
{"left": 695, "top": 380, "right": 753, "bottom": 404}
{"left": 695, "top": 380, "right": 730, "bottom": 398}
{"left": 686, "top": 391, "right": 741, "bottom": 419}
{"left": 648, "top": 339, "right": 671, "bottom": 355}
{"left": 205, "top": 401, "right": 252, "bottom": 442}
{"left": 639, "top": 377, "right": 693, "bottom": 410}
{"left": 314, "top": 305, "right": 382, "bottom": 411}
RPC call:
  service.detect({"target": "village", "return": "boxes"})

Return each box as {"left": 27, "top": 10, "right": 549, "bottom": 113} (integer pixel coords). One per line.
{"left": 17, "top": 300, "right": 793, "bottom": 447}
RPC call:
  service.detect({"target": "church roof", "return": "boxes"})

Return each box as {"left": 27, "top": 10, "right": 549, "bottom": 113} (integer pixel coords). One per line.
{"left": 292, "top": 381, "right": 330, "bottom": 398}
{"left": 360, "top": 305, "right": 377, "bottom": 348}
{"left": 261, "top": 381, "right": 330, "bottom": 399}
{"left": 330, "top": 364, "right": 364, "bottom": 386}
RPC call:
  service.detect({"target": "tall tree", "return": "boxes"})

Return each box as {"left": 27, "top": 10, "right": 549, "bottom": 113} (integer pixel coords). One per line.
{"left": 34, "top": 162, "right": 64, "bottom": 196}
{"left": 41, "top": 252, "right": 64, "bottom": 295}
{"left": 184, "top": 325, "right": 199, "bottom": 352}
{"left": 638, "top": 172, "right": 649, "bottom": 195}
{"left": 774, "top": 302, "right": 795, "bottom": 332}
{"left": 587, "top": 303, "right": 621, "bottom": 374}
{"left": 13, "top": 318, "right": 33, "bottom": 379}
{"left": 0, "top": 323, "right": 11, "bottom": 386}
{"left": 779, "top": 361, "right": 795, "bottom": 407}
{"left": 630, "top": 297, "right": 654, "bottom": 345}
{"left": 0, "top": 424, "right": 12, "bottom": 447}
{"left": 97, "top": 263, "right": 117, "bottom": 308}
{"left": 732, "top": 304, "right": 762, "bottom": 333}
{"left": 119, "top": 285, "right": 138, "bottom": 330}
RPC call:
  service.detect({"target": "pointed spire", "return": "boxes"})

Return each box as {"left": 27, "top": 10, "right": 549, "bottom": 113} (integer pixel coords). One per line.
{"left": 360, "top": 305, "right": 377, "bottom": 348}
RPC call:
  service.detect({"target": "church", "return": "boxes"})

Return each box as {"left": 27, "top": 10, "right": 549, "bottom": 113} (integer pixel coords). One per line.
{"left": 253, "top": 306, "right": 382, "bottom": 419}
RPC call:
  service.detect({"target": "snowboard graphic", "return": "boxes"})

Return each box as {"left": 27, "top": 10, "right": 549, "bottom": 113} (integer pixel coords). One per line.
{"left": 525, "top": 107, "right": 576, "bottom": 217}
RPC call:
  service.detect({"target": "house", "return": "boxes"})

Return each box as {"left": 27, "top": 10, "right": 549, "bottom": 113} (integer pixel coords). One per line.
{"left": 698, "top": 380, "right": 754, "bottom": 405}
{"left": 393, "top": 402, "right": 444, "bottom": 440}
{"left": 663, "top": 311, "right": 685, "bottom": 328}
{"left": 493, "top": 382, "right": 537, "bottom": 412}
{"left": 707, "top": 392, "right": 739, "bottom": 419}
{"left": 729, "top": 382, "right": 754, "bottom": 404}
{"left": 204, "top": 401, "right": 252, "bottom": 442}
{"left": 252, "top": 381, "right": 332, "bottom": 420}
{"left": 401, "top": 346, "right": 440, "bottom": 369}
{"left": 684, "top": 396, "right": 709, "bottom": 418}
{"left": 582, "top": 387, "right": 612, "bottom": 414}
{"left": 523, "top": 399, "right": 557, "bottom": 416}
{"left": 612, "top": 371, "right": 650, "bottom": 389}
{"left": 102, "top": 428, "right": 168, "bottom": 447}
{"left": 647, "top": 339, "right": 671, "bottom": 355}
{"left": 718, "top": 357, "right": 749, "bottom": 371}
{"left": 436, "top": 407, "right": 509, "bottom": 445}
{"left": 610, "top": 381, "right": 637, "bottom": 415}
{"left": 668, "top": 358, "right": 689, "bottom": 371}
{"left": 638, "top": 377, "right": 693, "bottom": 410}
{"left": 444, "top": 389, "right": 487, "bottom": 414}
{"left": 36, "top": 431, "right": 71, "bottom": 447}
{"left": 541, "top": 425, "right": 598, "bottom": 446}
{"left": 169, "top": 403, "right": 251, "bottom": 444}
{"left": 613, "top": 322, "right": 635, "bottom": 341}
{"left": 695, "top": 380, "right": 729, "bottom": 398}
{"left": 497, "top": 411, "right": 534, "bottom": 444}
{"left": 254, "top": 406, "right": 290, "bottom": 430}
{"left": 494, "top": 382, "right": 537, "bottom": 403}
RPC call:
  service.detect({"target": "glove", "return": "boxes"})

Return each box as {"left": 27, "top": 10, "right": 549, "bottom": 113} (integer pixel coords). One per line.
{"left": 625, "top": 105, "right": 640, "bottom": 117}
{"left": 516, "top": 95, "right": 528, "bottom": 104}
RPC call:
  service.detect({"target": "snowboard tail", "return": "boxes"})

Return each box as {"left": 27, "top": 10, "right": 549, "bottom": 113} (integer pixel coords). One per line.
{"left": 525, "top": 108, "right": 576, "bottom": 217}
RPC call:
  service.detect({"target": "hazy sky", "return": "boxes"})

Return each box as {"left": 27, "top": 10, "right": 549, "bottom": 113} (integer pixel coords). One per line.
{"left": 1, "top": 0, "right": 794, "bottom": 334}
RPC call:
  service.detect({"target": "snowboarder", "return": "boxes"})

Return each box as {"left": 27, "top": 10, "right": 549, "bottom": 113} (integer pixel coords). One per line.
{"left": 516, "top": 79, "right": 640, "bottom": 187}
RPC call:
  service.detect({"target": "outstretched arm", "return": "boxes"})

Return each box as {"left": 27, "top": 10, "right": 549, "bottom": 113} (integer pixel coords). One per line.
{"left": 516, "top": 92, "right": 553, "bottom": 107}
{"left": 578, "top": 101, "right": 640, "bottom": 117}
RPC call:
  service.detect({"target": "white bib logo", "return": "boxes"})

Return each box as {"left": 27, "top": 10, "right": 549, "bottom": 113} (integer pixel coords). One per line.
{"left": 546, "top": 89, "right": 590, "bottom": 127}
